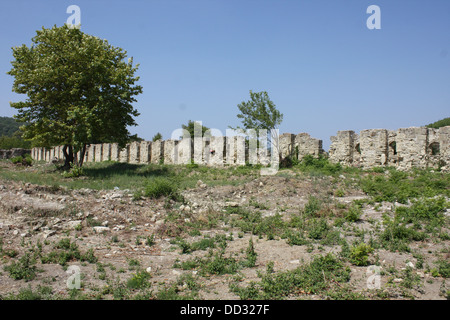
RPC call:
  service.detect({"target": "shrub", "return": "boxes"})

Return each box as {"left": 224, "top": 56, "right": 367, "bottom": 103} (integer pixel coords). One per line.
{"left": 435, "top": 259, "right": 450, "bottom": 278}
{"left": 303, "top": 196, "right": 321, "bottom": 217}
{"left": 144, "top": 177, "right": 181, "bottom": 200}
{"left": 307, "top": 218, "right": 329, "bottom": 240}
{"left": 230, "top": 253, "right": 350, "bottom": 299}
{"left": 298, "top": 154, "right": 342, "bottom": 175}
{"left": 62, "top": 165, "right": 84, "bottom": 178}
{"left": 345, "top": 204, "right": 362, "bottom": 222}
{"left": 127, "top": 270, "right": 152, "bottom": 289}
{"left": 4, "top": 253, "right": 37, "bottom": 281}
{"left": 350, "top": 243, "right": 373, "bottom": 266}
{"left": 10, "top": 155, "right": 32, "bottom": 166}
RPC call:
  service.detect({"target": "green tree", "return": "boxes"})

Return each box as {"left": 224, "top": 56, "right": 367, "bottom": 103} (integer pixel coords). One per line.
{"left": 426, "top": 117, "right": 450, "bottom": 129}
{"left": 0, "top": 116, "right": 23, "bottom": 136}
{"left": 152, "top": 132, "right": 162, "bottom": 142}
{"left": 181, "top": 120, "right": 209, "bottom": 139}
{"left": 230, "top": 90, "right": 283, "bottom": 133}
{"left": 7, "top": 25, "right": 142, "bottom": 168}
{"left": 230, "top": 91, "right": 283, "bottom": 154}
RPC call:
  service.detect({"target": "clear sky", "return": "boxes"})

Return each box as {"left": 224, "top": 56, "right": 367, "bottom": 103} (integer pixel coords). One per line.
{"left": 0, "top": 0, "right": 449, "bottom": 150}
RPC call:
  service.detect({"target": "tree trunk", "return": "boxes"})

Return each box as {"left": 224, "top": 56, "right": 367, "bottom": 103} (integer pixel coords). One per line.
{"left": 78, "top": 144, "right": 87, "bottom": 167}
{"left": 62, "top": 144, "right": 74, "bottom": 169}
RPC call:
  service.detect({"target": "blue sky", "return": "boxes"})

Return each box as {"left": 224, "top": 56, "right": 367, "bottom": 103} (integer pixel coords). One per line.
{"left": 0, "top": 0, "right": 449, "bottom": 150}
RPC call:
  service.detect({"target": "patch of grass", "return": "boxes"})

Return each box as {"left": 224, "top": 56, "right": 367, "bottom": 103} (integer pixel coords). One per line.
{"left": 174, "top": 242, "right": 255, "bottom": 276}
{"left": 11, "top": 155, "right": 33, "bottom": 166}
{"left": 156, "top": 274, "right": 200, "bottom": 300}
{"left": 228, "top": 206, "right": 288, "bottom": 238}
{"left": 285, "top": 230, "right": 310, "bottom": 246}
{"left": 344, "top": 204, "right": 363, "bottom": 222}
{"left": 61, "top": 165, "right": 84, "bottom": 178}
{"left": 307, "top": 218, "right": 330, "bottom": 240}
{"left": 40, "top": 238, "right": 97, "bottom": 266}
{"left": 303, "top": 196, "right": 322, "bottom": 217}
{"left": 126, "top": 270, "right": 152, "bottom": 289}
{"left": 350, "top": 242, "right": 373, "bottom": 266}
{"left": 295, "top": 154, "right": 343, "bottom": 175}
{"left": 144, "top": 177, "right": 183, "bottom": 201}
{"left": 2, "top": 285, "right": 54, "bottom": 300}
{"left": 4, "top": 253, "right": 38, "bottom": 281}
{"left": 435, "top": 259, "right": 450, "bottom": 278}
{"left": 243, "top": 237, "right": 257, "bottom": 268}
{"left": 380, "top": 221, "right": 427, "bottom": 252}
{"left": 230, "top": 253, "right": 351, "bottom": 299}
{"left": 128, "top": 258, "right": 141, "bottom": 270}
{"left": 360, "top": 169, "right": 449, "bottom": 204}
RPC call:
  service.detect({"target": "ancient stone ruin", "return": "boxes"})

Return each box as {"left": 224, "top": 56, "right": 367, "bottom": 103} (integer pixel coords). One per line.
{"left": 328, "top": 126, "right": 450, "bottom": 171}
{"left": 30, "top": 132, "right": 323, "bottom": 168}
{"left": 30, "top": 126, "right": 450, "bottom": 171}
{"left": 0, "top": 148, "right": 30, "bottom": 160}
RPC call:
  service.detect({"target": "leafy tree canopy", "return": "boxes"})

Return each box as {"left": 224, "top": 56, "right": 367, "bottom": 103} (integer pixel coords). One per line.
{"left": 7, "top": 24, "right": 143, "bottom": 167}
{"left": 181, "top": 120, "right": 209, "bottom": 139}
{"left": 152, "top": 132, "right": 162, "bottom": 142}
{"left": 230, "top": 90, "right": 283, "bottom": 133}
{"left": 426, "top": 117, "right": 450, "bottom": 129}
{"left": 0, "top": 116, "right": 23, "bottom": 136}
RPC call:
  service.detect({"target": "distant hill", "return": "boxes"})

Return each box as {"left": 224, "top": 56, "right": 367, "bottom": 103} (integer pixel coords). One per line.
{"left": 0, "top": 116, "right": 23, "bottom": 136}
{"left": 0, "top": 116, "right": 31, "bottom": 149}
{"left": 426, "top": 117, "right": 450, "bottom": 129}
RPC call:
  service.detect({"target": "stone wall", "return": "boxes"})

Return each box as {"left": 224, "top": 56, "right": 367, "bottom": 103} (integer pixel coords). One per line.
{"left": 329, "top": 126, "right": 450, "bottom": 171}
{"left": 0, "top": 148, "right": 30, "bottom": 160}
{"left": 30, "top": 126, "right": 449, "bottom": 171}
{"left": 30, "top": 132, "right": 324, "bottom": 167}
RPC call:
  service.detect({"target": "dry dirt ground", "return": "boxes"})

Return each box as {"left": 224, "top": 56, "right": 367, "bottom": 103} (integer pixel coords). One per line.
{"left": 0, "top": 162, "right": 448, "bottom": 300}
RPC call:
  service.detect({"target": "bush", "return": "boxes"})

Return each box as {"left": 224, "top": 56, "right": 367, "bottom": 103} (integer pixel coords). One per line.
{"left": 4, "top": 253, "right": 37, "bottom": 281}
{"left": 10, "top": 155, "right": 32, "bottom": 166}
{"left": 307, "top": 218, "right": 329, "bottom": 240}
{"left": 61, "top": 165, "right": 84, "bottom": 178}
{"left": 360, "top": 170, "right": 449, "bottom": 204}
{"left": 303, "top": 196, "right": 321, "bottom": 217}
{"left": 345, "top": 204, "right": 362, "bottom": 222}
{"left": 0, "top": 135, "right": 31, "bottom": 149}
{"left": 127, "top": 270, "right": 152, "bottom": 289}
{"left": 230, "top": 253, "right": 350, "bottom": 299}
{"left": 350, "top": 243, "right": 373, "bottom": 266}
{"left": 144, "top": 177, "right": 182, "bottom": 201}
{"left": 297, "top": 154, "right": 342, "bottom": 175}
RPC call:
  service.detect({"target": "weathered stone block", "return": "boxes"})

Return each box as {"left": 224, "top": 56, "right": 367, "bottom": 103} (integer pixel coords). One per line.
{"left": 176, "top": 138, "right": 192, "bottom": 164}
{"left": 438, "top": 126, "right": 450, "bottom": 171}
{"left": 295, "top": 133, "right": 323, "bottom": 160}
{"left": 207, "top": 136, "right": 225, "bottom": 166}
{"left": 396, "top": 127, "right": 428, "bottom": 170}
{"left": 236, "top": 136, "right": 246, "bottom": 166}
{"left": 110, "top": 143, "right": 119, "bottom": 162}
{"left": 279, "top": 133, "right": 295, "bottom": 160}
{"left": 151, "top": 140, "right": 163, "bottom": 164}
{"left": 163, "top": 140, "right": 177, "bottom": 165}
{"left": 94, "top": 144, "right": 103, "bottom": 162}
{"left": 119, "top": 144, "right": 129, "bottom": 163}
{"left": 328, "top": 130, "right": 356, "bottom": 165}
{"left": 100, "top": 144, "right": 111, "bottom": 162}
{"left": 359, "top": 129, "right": 388, "bottom": 168}
{"left": 140, "top": 141, "right": 151, "bottom": 164}
{"left": 87, "top": 145, "right": 95, "bottom": 162}
{"left": 193, "top": 138, "right": 203, "bottom": 164}
{"left": 129, "top": 141, "right": 140, "bottom": 164}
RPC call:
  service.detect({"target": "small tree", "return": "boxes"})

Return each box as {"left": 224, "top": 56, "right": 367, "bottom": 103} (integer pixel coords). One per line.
{"left": 152, "top": 132, "right": 162, "bottom": 142}
{"left": 8, "top": 25, "right": 142, "bottom": 168}
{"left": 230, "top": 90, "right": 283, "bottom": 154}
{"left": 181, "top": 120, "right": 209, "bottom": 139}
{"left": 231, "top": 90, "right": 283, "bottom": 133}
